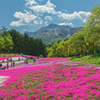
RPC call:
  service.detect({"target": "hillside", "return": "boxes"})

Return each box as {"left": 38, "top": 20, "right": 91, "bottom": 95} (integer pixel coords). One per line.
{"left": 23, "top": 23, "right": 83, "bottom": 45}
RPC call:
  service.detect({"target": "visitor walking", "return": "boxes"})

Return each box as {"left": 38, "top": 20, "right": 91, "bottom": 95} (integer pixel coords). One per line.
{"left": 26, "top": 59, "right": 28, "bottom": 64}
{"left": 7, "top": 63, "right": 9, "bottom": 69}
{"left": 13, "top": 61, "right": 15, "bottom": 67}
{"left": 0, "top": 63, "right": 2, "bottom": 70}
{"left": 11, "top": 62, "right": 13, "bottom": 67}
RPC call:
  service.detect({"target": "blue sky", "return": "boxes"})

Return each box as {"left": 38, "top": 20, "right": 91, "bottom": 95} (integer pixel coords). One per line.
{"left": 0, "top": 0, "right": 100, "bottom": 33}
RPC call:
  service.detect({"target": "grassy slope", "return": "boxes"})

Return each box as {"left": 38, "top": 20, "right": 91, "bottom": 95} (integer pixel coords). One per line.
{"left": 68, "top": 53, "right": 100, "bottom": 65}
{"left": 0, "top": 53, "right": 20, "bottom": 57}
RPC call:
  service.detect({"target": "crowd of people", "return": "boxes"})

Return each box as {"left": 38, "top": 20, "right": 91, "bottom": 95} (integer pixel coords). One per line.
{"left": 0, "top": 53, "right": 37, "bottom": 70}
{"left": 0, "top": 61, "right": 15, "bottom": 70}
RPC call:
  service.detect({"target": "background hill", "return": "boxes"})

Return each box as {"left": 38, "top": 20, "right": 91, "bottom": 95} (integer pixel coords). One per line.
{"left": 23, "top": 23, "right": 83, "bottom": 45}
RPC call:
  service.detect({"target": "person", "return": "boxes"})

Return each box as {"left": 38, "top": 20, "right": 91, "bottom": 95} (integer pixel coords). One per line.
{"left": 7, "top": 63, "right": 9, "bottom": 69}
{"left": 7, "top": 59, "right": 9, "bottom": 62}
{"left": 0, "top": 63, "right": 2, "bottom": 70}
{"left": 2, "top": 59, "right": 4, "bottom": 62}
{"left": 18, "top": 58, "right": 20, "bottom": 61}
{"left": 0, "top": 63, "right": 2, "bottom": 67}
{"left": 13, "top": 61, "right": 15, "bottom": 67}
{"left": 11, "top": 62, "right": 13, "bottom": 67}
{"left": 10, "top": 59, "right": 12, "bottom": 62}
{"left": 24, "top": 60, "right": 26, "bottom": 64}
{"left": 33, "top": 58, "right": 36, "bottom": 62}
{"left": 26, "top": 59, "right": 28, "bottom": 64}
{"left": 2, "top": 66, "right": 6, "bottom": 70}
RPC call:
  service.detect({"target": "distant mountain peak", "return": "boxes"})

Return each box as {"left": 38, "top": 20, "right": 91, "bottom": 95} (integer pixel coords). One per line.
{"left": 23, "top": 23, "right": 83, "bottom": 45}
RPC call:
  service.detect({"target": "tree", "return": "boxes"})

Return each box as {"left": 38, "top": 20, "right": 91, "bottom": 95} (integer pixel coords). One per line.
{"left": 23, "top": 33, "right": 30, "bottom": 54}
{"left": 0, "top": 26, "right": 8, "bottom": 36}
{"left": 83, "top": 4, "right": 100, "bottom": 28}
{"left": 0, "top": 35, "right": 5, "bottom": 52}
{"left": 83, "top": 4, "right": 100, "bottom": 52}
{"left": 9, "top": 29, "right": 24, "bottom": 53}
{"left": 3, "top": 34, "right": 13, "bottom": 52}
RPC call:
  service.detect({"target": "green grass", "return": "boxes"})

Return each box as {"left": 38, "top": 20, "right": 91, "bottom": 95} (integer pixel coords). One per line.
{"left": 0, "top": 53, "right": 20, "bottom": 57}
{"left": 68, "top": 53, "right": 100, "bottom": 65}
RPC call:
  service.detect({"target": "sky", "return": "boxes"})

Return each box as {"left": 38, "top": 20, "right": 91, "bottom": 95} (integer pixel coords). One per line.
{"left": 0, "top": 0, "right": 100, "bottom": 34}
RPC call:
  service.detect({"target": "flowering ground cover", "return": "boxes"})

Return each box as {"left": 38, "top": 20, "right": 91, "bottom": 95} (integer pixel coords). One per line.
{"left": 26, "top": 55, "right": 37, "bottom": 58}
{"left": 0, "top": 57, "right": 100, "bottom": 99}
{"left": 37, "top": 57, "right": 67, "bottom": 62}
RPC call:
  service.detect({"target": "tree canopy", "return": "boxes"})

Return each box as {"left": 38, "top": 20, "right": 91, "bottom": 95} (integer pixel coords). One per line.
{"left": 47, "top": 4, "right": 100, "bottom": 57}
{"left": 0, "top": 28, "right": 47, "bottom": 57}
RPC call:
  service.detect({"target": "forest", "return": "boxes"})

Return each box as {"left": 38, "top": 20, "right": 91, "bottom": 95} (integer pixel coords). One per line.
{"left": 0, "top": 27, "right": 47, "bottom": 57}
{"left": 47, "top": 4, "right": 100, "bottom": 57}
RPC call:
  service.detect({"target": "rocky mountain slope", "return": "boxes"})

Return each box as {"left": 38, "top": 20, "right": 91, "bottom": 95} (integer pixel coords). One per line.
{"left": 23, "top": 23, "right": 83, "bottom": 45}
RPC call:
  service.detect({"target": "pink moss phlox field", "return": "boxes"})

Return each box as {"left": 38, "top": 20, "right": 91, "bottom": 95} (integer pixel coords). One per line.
{"left": 37, "top": 57, "right": 67, "bottom": 62}
{"left": 0, "top": 57, "right": 100, "bottom": 99}
{"left": 26, "top": 55, "right": 37, "bottom": 58}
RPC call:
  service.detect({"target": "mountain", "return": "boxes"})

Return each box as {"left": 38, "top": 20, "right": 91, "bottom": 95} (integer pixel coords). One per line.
{"left": 23, "top": 23, "right": 83, "bottom": 45}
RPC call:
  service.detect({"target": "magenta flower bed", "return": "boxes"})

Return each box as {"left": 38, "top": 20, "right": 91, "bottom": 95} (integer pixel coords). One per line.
{"left": 0, "top": 58, "right": 100, "bottom": 99}
{"left": 26, "top": 55, "right": 37, "bottom": 58}
{"left": 37, "top": 57, "right": 67, "bottom": 62}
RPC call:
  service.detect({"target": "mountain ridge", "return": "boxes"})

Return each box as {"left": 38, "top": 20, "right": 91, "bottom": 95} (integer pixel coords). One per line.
{"left": 23, "top": 23, "right": 83, "bottom": 45}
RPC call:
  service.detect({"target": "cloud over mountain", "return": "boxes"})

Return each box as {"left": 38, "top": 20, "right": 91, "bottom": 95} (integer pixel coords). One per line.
{"left": 58, "top": 23, "right": 73, "bottom": 27}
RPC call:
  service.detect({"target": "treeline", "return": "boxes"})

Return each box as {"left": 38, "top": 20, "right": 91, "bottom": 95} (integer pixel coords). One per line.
{"left": 47, "top": 4, "right": 100, "bottom": 57}
{"left": 0, "top": 27, "right": 47, "bottom": 57}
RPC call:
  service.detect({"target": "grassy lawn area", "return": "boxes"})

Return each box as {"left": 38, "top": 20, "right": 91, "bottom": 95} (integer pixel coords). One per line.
{"left": 68, "top": 53, "right": 100, "bottom": 65}
{"left": 0, "top": 53, "right": 20, "bottom": 57}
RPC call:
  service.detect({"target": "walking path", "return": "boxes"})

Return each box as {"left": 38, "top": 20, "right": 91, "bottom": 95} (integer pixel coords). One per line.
{"left": 0, "top": 57, "right": 26, "bottom": 66}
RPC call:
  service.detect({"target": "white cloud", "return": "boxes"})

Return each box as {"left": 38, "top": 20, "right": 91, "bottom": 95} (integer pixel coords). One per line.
{"left": 44, "top": 16, "right": 52, "bottom": 20}
{"left": 58, "top": 11, "right": 91, "bottom": 22}
{"left": 29, "top": 0, "right": 57, "bottom": 14}
{"left": 58, "top": 23, "right": 73, "bottom": 27}
{"left": 46, "top": 24, "right": 49, "bottom": 26}
{"left": 25, "top": 0, "right": 37, "bottom": 6}
{"left": 45, "top": 21, "right": 48, "bottom": 24}
{"left": 10, "top": 11, "right": 43, "bottom": 27}
{"left": 10, "top": 0, "right": 91, "bottom": 27}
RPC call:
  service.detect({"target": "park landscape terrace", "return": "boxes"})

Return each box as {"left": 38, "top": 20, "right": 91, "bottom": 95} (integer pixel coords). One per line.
{"left": 0, "top": 55, "right": 100, "bottom": 99}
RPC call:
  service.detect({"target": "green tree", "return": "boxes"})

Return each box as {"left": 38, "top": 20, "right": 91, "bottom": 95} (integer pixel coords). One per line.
{"left": 9, "top": 29, "right": 24, "bottom": 53}
{"left": 0, "top": 35, "right": 5, "bottom": 52}
{"left": 83, "top": 4, "right": 100, "bottom": 53}
{"left": 3, "top": 34, "right": 13, "bottom": 52}
{"left": 23, "top": 33, "right": 30, "bottom": 54}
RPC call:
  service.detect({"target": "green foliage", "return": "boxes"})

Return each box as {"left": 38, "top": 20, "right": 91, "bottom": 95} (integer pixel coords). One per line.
{"left": 0, "top": 35, "right": 5, "bottom": 51}
{"left": 47, "top": 40, "right": 67, "bottom": 57}
{"left": 0, "top": 28, "right": 47, "bottom": 57}
{"left": 0, "top": 53, "right": 19, "bottom": 57}
{"left": 4, "top": 34, "right": 13, "bottom": 52}
{"left": 0, "top": 27, "right": 13, "bottom": 52}
{"left": 34, "top": 32, "right": 68, "bottom": 45}
{"left": 68, "top": 53, "right": 100, "bottom": 65}
{"left": 47, "top": 4, "right": 100, "bottom": 58}
{"left": 39, "top": 54, "right": 43, "bottom": 57}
